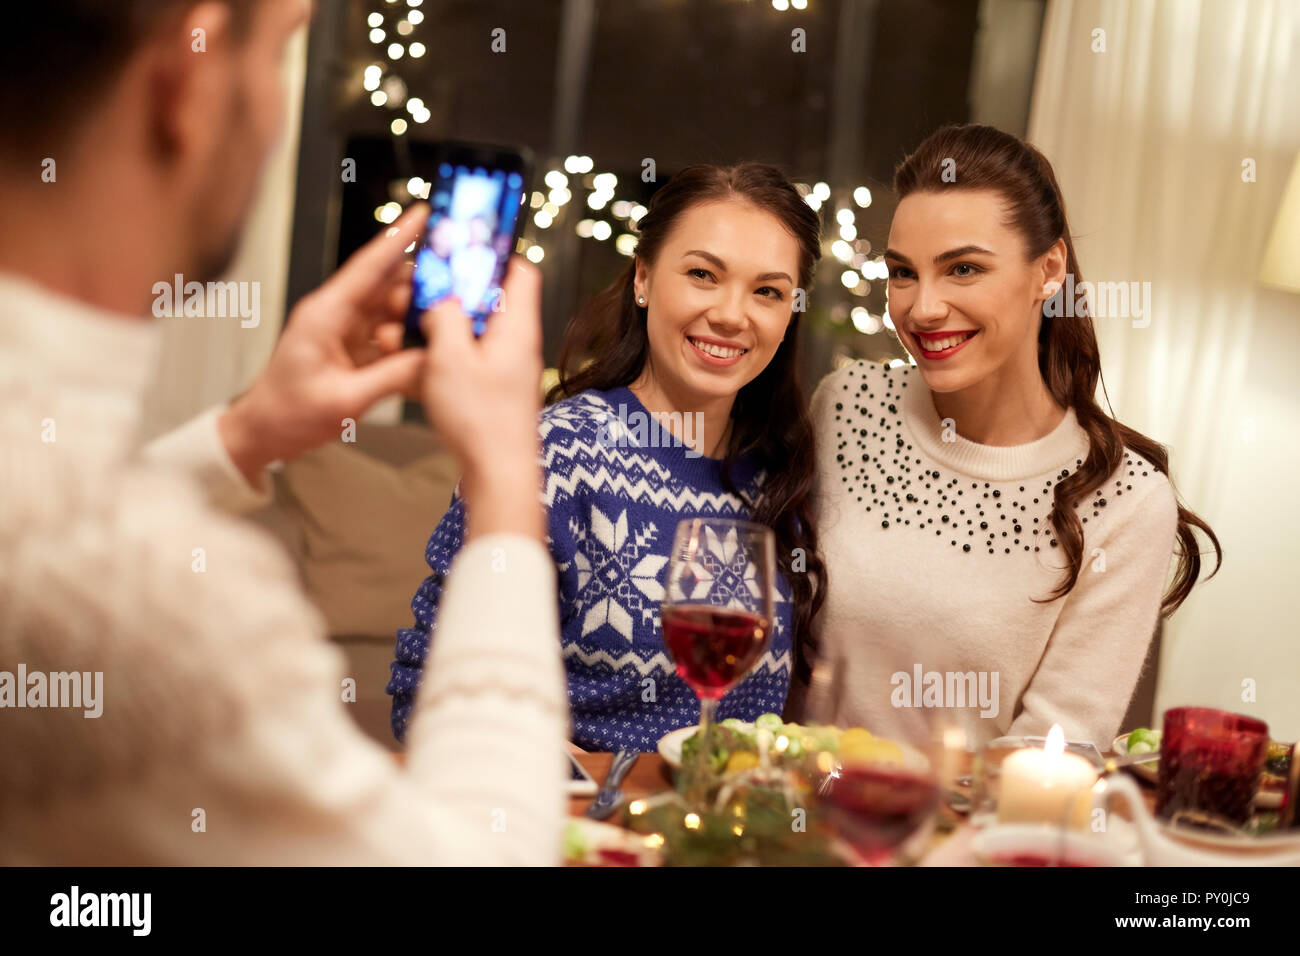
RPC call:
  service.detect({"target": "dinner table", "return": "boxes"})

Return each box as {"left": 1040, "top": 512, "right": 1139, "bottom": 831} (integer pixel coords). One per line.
{"left": 566, "top": 748, "right": 1159, "bottom": 866}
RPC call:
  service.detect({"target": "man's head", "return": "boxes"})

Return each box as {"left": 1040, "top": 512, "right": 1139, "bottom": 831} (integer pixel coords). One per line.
{"left": 0, "top": 1, "right": 310, "bottom": 295}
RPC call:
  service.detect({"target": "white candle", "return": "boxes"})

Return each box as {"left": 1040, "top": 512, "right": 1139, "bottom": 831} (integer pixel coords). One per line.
{"left": 997, "top": 725, "right": 1098, "bottom": 829}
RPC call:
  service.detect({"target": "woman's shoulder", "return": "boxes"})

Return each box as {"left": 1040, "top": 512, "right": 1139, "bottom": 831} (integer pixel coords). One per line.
{"left": 811, "top": 359, "right": 900, "bottom": 410}
{"left": 1104, "top": 446, "right": 1177, "bottom": 517}
{"left": 538, "top": 387, "right": 626, "bottom": 446}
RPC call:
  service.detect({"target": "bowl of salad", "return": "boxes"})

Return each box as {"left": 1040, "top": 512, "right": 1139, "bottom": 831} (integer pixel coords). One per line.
{"left": 1112, "top": 727, "right": 1163, "bottom": 783}
{"left": 658, "top": 713, "right": 929, "bottom": 776}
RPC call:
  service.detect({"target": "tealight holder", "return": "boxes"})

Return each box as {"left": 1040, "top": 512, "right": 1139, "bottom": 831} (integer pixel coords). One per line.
{"left": 970, "top": 728, "right": 1103, "bottom": 831}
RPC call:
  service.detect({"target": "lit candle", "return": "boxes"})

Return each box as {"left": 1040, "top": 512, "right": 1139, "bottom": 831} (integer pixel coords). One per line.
{"left": 997, "top": 725, "right": 1098, "bottom": 829}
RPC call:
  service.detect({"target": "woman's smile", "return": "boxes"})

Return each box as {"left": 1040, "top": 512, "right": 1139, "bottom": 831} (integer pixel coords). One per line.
{"left": 913, "top": 328, "right": 979, "bottom": 360}
{"left": 685, "top": 333, "right": 749, "bottom": 367}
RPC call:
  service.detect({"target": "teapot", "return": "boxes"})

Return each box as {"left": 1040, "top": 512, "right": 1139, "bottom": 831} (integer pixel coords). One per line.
{"left": 1100, "top": 773, "right": 1300, "bottom": 866}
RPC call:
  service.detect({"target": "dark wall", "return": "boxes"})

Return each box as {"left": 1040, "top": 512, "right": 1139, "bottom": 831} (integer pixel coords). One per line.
{"left": 290, "top": 0, "right": 992, "bottom": 372}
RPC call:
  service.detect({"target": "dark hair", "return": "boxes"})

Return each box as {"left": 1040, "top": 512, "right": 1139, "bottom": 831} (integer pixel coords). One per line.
{"left": 893, "top": 124, "right": 1221, "bottom": 616}
{"left": 547, "top": 163, "right": 827, "bottom": 682}
{"left": 0, "top": 1, "right": 257, "bottom": 160}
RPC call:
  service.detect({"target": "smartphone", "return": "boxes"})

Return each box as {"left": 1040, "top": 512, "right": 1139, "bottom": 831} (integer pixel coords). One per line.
{"left": 567, "top": 750, "right": 598, "bottom": 796}
{"left": 405, "top": 141, "right": 533, "bottom": 345}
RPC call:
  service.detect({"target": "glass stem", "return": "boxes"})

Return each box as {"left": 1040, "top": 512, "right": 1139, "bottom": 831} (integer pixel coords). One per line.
{"left": 688, "top": 696, "right": 719, "bottom": 810}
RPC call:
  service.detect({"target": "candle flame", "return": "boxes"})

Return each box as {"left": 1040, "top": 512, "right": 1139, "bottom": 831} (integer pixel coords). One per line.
{"left": 1046, "top": 724, "right": 1065, "bottom": 756}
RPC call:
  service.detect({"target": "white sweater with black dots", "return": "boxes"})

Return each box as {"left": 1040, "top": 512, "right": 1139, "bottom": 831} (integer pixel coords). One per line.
{"left": 807, "top": 360, "right": 1179, "bottom": 751}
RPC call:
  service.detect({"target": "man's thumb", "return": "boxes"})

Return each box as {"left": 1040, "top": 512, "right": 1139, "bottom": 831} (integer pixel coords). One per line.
{"left": 344, "top": 349, "right": 425, "bottom": 412}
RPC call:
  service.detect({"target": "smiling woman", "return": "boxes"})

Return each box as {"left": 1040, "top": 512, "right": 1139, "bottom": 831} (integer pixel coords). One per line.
{"left": 808, "top": 124, "right": 1222, "bottom": 753}
{"left": 388, "top": 163, "right": 828, "bottom": 752}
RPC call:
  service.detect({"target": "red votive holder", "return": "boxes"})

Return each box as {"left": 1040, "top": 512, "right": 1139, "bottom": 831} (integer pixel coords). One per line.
{"left": 1155, "top": 707, "right": 1269, "bottom": 826}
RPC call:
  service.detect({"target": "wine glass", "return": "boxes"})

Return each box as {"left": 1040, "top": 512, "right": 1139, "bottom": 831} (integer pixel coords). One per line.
{"left": 805, "top": 645, "right": 943, "bottom": 865}
{"left": 661, "top": 517, "right": 776, "bottom": 809}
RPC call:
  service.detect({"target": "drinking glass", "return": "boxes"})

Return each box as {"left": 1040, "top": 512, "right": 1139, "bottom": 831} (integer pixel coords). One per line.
{"left": 1156, "top": 707, "right": 1269, "bottom": 827}
{"left": 661, "top": 517, "right": 776, "bottom": 808}
{"left": 805, "top": 647, "right": 942, "bottom": 865}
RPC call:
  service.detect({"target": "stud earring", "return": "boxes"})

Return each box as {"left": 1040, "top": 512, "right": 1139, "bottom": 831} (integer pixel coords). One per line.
{"left": 637, "top": 296, "right": 646, "bottom": 305}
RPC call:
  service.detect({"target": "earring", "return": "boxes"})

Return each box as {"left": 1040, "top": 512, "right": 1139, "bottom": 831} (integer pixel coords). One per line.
{"left": 637, "top": 296, "right": 646, "bottom": 305}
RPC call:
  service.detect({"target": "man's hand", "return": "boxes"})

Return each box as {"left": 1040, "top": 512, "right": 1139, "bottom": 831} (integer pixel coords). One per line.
{"left": 421, "top": 258, "right": 546, "bottom": 543}
{"left": 218, "top": 204, "right": 431, "bottom": 486}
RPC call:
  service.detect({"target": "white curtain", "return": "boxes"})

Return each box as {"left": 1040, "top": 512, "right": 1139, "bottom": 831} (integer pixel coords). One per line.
{"left": 139, "top": 26, "right": 309, "bottom": 441}
{"left": 1029, "top": 0, "right": 1300, "bottom": 735}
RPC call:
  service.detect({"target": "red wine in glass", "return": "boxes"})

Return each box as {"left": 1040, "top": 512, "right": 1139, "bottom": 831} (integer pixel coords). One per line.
{"left": 661, "top": 604, "right": 771, "bottom": 699}
{"left": 824, "top": 764, "right": 940, "bottom": 865}
{"left": 661, "top": 517, "right": 776, "bottom": 811}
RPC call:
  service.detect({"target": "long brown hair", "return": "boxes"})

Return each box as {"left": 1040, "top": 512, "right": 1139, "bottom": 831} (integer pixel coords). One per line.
{"left": 546, "top": 163, "right": 827, "bottom": 681}
{"left": 894, "top": 124, "right": 1221, "bottom": 616}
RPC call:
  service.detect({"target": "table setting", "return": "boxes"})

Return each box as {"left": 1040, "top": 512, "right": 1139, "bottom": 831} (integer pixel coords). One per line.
{"left": 561, "top": 517, "right": 1300, "bottom": 868}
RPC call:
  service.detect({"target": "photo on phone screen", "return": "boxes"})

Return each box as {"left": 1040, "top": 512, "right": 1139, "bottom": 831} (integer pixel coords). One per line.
{"left": 405, "top": 143, "right": 531, "bottom": 345}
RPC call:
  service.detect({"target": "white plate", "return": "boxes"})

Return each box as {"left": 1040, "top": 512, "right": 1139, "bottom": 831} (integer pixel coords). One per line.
{"left": 562, "top": 817, "right": 662, "bottom": 867}
{"left": 973, "top": 821, "right": 1139, "bottom": 867}
{"left": 1112, "top": 731, "right": 1283, "bottom": 809}
{"left": 657, "top": 721, "right": 931, "bottom": 773}
{"left": 1112, "top": 732, "right": 1160, "bottom": 784}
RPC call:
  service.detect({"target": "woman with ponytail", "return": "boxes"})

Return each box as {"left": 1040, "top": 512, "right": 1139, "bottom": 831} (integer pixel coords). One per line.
{"left": 390, "top": 163, "right": 827, "bottom": 752}
{"left": 809, "top": 124, "right": 1220, "bottom": 750}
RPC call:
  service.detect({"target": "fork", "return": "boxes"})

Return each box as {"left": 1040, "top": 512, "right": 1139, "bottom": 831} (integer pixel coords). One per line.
{"left": 584, "top": 748, "right": 641, "bottom": 820}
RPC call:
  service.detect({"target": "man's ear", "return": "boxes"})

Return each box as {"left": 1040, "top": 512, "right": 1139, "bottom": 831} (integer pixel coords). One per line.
{"left": 146, "top": 2, "right": 235, "bottom": 160}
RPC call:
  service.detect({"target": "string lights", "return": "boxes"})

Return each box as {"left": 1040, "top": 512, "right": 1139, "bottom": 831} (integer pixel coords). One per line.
{"left": 358, "top": 0, "right": 897, "bottom": 346}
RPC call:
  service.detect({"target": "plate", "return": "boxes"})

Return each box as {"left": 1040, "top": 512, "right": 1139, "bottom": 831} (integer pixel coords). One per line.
{"left": 656, "top": 724, "right": 702, "bottom": 767}
{"left": 1111, "top": 732, "right": 1160, "bottom": 784}
{"left": 1156, "top": 817, "right": 1300, "bottom": 854}
{"left": 973, "top": 821, "right": 1139, "bottom": 867}
{"left": 657, "top": 721, "right": 932, "bottom": 773}
{"left": 562, "top": 817, "right": 662, "bottom": 867}
{"left": 1112, "top": 732, "right": 1284, "bottom": 809}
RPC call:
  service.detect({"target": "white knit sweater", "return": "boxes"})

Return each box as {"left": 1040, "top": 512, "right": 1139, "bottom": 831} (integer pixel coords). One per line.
{"left": 807, "top": 360, "right": 1179, "bottom": 752}
{"left": 0, "top": 274, "right": 568, "bottom": 864}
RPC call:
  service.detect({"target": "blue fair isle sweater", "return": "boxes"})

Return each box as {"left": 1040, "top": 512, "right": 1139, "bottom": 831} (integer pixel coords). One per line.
{"left": 387, "top": 385, "right": 794, "bottom": 752}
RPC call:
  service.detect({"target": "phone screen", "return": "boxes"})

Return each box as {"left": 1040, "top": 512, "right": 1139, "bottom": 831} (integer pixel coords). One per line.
{"left": 567, "top": 751, "right": 597, "bottom": 795}
{"left": 406, "top": 145, "right": 530, "bottom": 344}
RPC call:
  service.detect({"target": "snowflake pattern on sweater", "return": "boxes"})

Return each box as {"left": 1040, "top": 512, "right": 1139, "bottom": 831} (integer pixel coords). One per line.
{"left": 387, "top": 386, "right": 794, "bottom": 751}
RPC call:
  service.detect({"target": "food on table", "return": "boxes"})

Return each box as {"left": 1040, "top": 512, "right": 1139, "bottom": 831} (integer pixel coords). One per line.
{"left": 622, "top": 781, "right": 847, "bottom": 866}
{"left": 1263, "top": 740, "right": 1293, "bottom": 795}
{"left": 1265, "top": 741, "right": 1292, "bottom": 776}
{"left": 562, "top": 818, "right": 661, "bottom": 866}
{"left": 754, "top": 713, "right": 784, "bottom": 733}
{"left": 839, "top": 735, "right": 904, "bottom": 767}
{"left": 1125, "top": 727, "right": 1161, "bottom": 754}
{"left": 679, "top": 723, "right": 754, "bottom": 775}
{"left": 679, "top": 713, "right": 907, "bottom": 777}
{"left": 725, "top": 751, "right": 760, "bottom": 775}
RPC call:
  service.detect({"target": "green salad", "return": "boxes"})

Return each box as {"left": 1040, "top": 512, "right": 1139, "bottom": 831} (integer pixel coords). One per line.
{"left": 678, "top": 713, "right": 900, "bottom": 776}
{"left": 1125, "top": 727, "right": 1162, "bottom": 754}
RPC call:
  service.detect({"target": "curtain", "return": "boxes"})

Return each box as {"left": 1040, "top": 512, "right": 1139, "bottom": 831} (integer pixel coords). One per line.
{"left": 1028, "top": 0, "right": 1300, "bottom": 734}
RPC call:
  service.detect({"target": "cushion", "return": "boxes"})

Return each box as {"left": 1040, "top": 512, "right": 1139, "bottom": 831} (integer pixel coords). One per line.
{"left": 270, "top": 425, "right": 459, "bottom": 639}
